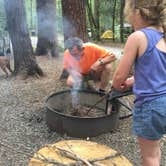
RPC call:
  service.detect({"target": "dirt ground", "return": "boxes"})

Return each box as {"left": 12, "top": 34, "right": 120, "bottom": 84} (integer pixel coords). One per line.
{"left": 0, "top": 55, "right": 166, "bottom": 166}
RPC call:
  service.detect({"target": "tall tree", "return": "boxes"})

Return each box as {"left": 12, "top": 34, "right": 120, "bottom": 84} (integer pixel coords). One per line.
{"left": 4, "top": 0, "right": 43, "bottom": 77}
{"left": 61, "top": 0, "right": 87, "bottom": 42}
{"left": 86, "top": 0, "right": 96, "bottom": 39}
{"left": 120, "top": 0, "right": 125, "bottom": 42}
{"left": 112, "top": 0, "right": 117, "bottom": 41}
{"left": 94, "top": 0, "right": 100, "bottom": 40}
{"left": 36, "top": 0, "right": 59, "bottom": 57}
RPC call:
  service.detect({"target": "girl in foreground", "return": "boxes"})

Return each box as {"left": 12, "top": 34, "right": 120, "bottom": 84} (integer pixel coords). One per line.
{"left": 112, "top": 0, "right": 166, "bottom": 165}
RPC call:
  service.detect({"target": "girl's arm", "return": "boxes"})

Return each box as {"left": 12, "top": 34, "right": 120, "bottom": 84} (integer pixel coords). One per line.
{"left": 112, "top": 31, "right": 141, "bottom": 91}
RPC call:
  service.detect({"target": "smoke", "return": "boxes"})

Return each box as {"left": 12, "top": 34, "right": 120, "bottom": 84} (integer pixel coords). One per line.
{"left": 69, "top": 69, "right": 83, "bottom": 108}
{"left": 71, "top": 90, "right": 80, "bottom": 108}
{"left": 37, "top": 3, "right": 57, "bottom": 41}
{"left": 62, "top": 17, "right": 77, "bottom": 40}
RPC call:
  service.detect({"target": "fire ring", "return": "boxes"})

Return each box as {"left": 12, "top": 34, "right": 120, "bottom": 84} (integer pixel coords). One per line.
{"left": 45, "top": 89, "right": 120, "bottom": 138}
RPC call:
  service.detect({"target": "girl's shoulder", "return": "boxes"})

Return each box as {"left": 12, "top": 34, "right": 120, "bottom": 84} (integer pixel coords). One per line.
{"left": 125, "top": 30, "right": 148, "bottom": 57}
{"left": 128, "top": 30, "right": 146, "bottom": 40}
{"left": 126, "top": 31, "right": 146, "bottom": 47}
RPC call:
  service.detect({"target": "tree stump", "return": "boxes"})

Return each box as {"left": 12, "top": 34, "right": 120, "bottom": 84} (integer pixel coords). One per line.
{"left": 29, "top": 140, "right": 132, "bottom": 166}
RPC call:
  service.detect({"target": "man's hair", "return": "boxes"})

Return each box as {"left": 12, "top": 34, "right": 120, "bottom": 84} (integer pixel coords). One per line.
{"left": 64, "top": 37, "right": 83, "bottom": 51}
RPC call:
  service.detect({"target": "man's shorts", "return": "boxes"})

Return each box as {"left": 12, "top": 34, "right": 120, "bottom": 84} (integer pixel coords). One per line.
{"left": 83, "top": 70, "right": 101, "bottom": 82}
{"left": 132, "top": 95, "right": 166, "bottom": 140}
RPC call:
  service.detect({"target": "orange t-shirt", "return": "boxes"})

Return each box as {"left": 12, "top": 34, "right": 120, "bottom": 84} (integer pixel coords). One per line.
{"left": 63, "top": 43, "right": 109, "bottom": 74}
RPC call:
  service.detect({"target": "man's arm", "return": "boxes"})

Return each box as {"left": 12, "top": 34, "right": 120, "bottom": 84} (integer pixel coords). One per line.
{"left": 98, "top": 52, "right": 116, "bottom": 65}
{"left": 90, "top": 52, "right": 117, "bottom": 72}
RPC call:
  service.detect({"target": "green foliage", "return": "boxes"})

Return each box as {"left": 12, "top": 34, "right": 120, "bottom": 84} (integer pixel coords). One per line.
{"left": 25, "top": 0, "right": 37, "bottom": 35}
{"left": 86, "top": 0, "right": 130, "bottom": 41}
{"left": 99, "top": 0, "right": 114, "bottom": 31}
{"left": 56, "top": 0, "right": 63, "bottom": 33}
{"left": 0, "top": 0, "right": 38, "bottom": 36}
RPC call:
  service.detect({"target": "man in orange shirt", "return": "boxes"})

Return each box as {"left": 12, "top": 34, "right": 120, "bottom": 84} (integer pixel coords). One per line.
{"left": 63, "top": 37, "right": 116, "bottom": 92}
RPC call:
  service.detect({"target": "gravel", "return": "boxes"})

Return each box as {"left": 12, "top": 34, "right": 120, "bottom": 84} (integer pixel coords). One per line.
{"left": 0, "top": 55, "right": 165, "bottom": 166}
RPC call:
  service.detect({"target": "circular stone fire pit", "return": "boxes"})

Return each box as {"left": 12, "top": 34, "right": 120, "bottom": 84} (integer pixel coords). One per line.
{"left": 45, "top": 89, "right": 120, "bottom": 138}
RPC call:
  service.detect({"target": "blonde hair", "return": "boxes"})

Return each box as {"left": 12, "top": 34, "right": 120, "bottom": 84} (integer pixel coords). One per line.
{"left": 124, "top": 0, "right": 166, "bottom": 40}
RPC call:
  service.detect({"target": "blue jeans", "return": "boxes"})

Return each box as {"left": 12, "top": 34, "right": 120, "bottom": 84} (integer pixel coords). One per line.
{"left": 132, "top": 95, "right": 166, "bottom": 140}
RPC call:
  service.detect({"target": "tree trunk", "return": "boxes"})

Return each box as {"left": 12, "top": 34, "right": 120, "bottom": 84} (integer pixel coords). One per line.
{"left": 61, "top": 0, "right": 87, "bottom": 42}
{"left": 120, "top": 0, "right": 125, "bottom": 43}
{"left": 86, "top": 0, "right": 96, "bottom": 39}
{"left": 94, "top": 0, "right": 100, "bottom": 41}
{"left": 112, "top": 0, "right": 116, "bottom": 42}
{"left": 36, "top": 0, "right": 59, "bottom": 57}
{"left": 4, "top": 0, "right": 43, "bottom": 77}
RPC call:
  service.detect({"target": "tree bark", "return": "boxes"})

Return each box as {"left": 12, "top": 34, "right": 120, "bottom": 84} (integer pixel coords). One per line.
{"left": 94, "top": 0, "right": 100, "bottom": 40}
{"left": 36, "top": 0, "right": 59, "bottom": 57}
{"left": 61, "top": 0, "right": 87, "bottom": 42}
{"left": 112, "top": 0, "right": 117, "bottom": 42}
{"left": 4, "top": 0, "right": 43, "bottom": 77}
{"left": 120, "top": 0, "right": 125, "bottom": 43}
{"left": 86, "top": 0, "right": 96, "bottom": 39}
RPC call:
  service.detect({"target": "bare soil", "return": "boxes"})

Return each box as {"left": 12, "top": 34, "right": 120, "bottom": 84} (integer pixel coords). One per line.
{"left": 0, "top": 55, "right": 166, "bottom": 166}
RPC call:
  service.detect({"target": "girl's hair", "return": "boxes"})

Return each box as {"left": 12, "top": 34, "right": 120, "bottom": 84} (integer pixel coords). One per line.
{"left": 124, "top": 0, "right": 166, "bottom": 40}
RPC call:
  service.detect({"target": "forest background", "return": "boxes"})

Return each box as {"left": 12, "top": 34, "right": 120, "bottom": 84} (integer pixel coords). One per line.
{"left": 0, "top": 0, "right": 131, "bottom": 79}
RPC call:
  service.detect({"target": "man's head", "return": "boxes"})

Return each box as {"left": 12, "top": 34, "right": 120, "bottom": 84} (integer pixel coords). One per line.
{"left": 65, "top": 37, "right": 84, "bottom": 59}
